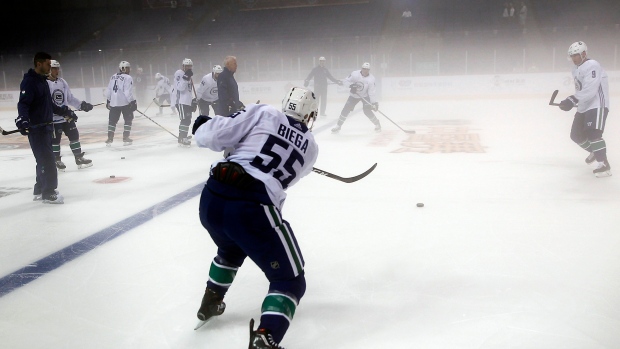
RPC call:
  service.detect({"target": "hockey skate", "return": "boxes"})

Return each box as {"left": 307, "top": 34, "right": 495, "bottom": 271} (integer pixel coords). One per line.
{"left": 123, "top": 137, "right": 133, "bottom": 146}
{"left": 585, "top": 152, "right": 596, "bottom": 165}
{"left": 34, "top": 189, "right": 58, "bottom": 201}
{"left": 75, "top": 152, "right": 93, "bottom": 169}
{"left": 42, "top": 192, "right": 64, "bottom": 204}
{"left": 178, "top": 137, "right": 191, "bottom": 148}
{"left": 593, "top": 160, "right": 611, "bottom": 178}
{"left": 248, "top": 319, "right": 285, "bottom": 349}
{"left": 374, "top": 125, "right": 382, "bottom": 133}
{"left": 105, "top": 138, "right": 113, "bottom": 147}
{"left": 331, "top": 125, "right": 341, "bottom": 134}
{"left": 194, "top": 288, "right": 225, "bottom": 329}
{"left": 55, "top": 156, "right": 66, "bottom": 172}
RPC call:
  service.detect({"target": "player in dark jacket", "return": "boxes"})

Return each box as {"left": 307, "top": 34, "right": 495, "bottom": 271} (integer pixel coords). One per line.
{"left": 16, "top": 52, "right": 76, "bottom": 204}
{"left": 216, "top": 56, "right": 243, "bottom": 115}
{"left": 304, "top": 56, "right": 342, "bottom": 116}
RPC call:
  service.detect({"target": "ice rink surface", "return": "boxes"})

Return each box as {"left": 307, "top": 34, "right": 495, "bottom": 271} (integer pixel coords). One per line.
{"left": 1, "top": 95, "right": 619, "bottom": 349}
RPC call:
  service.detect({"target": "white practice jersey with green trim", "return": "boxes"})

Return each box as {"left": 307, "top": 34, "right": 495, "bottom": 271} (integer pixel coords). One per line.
{"left": 47, "top": 77, "right": 82, "bottom": 123}
{"left": 105, "top": 73, "right": 134, "bottom": 107}
{"left": 572, "top": 59, "right": 609, "bottom": 113}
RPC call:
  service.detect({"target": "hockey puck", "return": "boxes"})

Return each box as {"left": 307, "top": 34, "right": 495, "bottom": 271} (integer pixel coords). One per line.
{"left": 416, "top": 203, "right": 424, "bottom": 207}
{"left": 110, "top": 175, "right": 116, "bottom": 178}
{"left": 121, "top": 157, "right": 125, "bottom": 159}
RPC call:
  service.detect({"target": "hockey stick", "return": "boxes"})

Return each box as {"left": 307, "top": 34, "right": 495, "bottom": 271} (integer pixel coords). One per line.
{"left": 356, "top": 94, "right": 416, "bottom": 134}
{"left": 549, "top": 90, "right": 560, "bottom": 106}
{"left": 312, "top": 163, "right": 377, "bottom": 183}
{"left": 1, "top": 121, "right": 55, "bottom": 136}
{"left": 134, "top": 109, "right": 178, "bottom": 139}
{"left": 153, "top": 98, "right": 171, "bottom": 108}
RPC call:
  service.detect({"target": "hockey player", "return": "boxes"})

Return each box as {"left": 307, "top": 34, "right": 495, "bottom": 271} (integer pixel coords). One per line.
{"left": 331, "top": 62, "right": 381, "bottom": 134}
{"left": 195, "top": 65, "right": 222, "bottom": 116}
{"left": 558, "top": 41, "right": 611, "bottom": 177}
{"left": 104, "top": 61, "right": 137, "bottom": 146}
{"left": 47, "top": 60, "right": 93, "bottom": 171}
{"left": 173, "top": 58, "right": 195, "bottom": 147}
{"left": 191, "top": 87, "right": 319, "bottom": 349}
{"left": 303, "top": 56, "right": 342, "bottom": 116}
{"left": 154, "top": 72, "right": 176, "bottom": 116}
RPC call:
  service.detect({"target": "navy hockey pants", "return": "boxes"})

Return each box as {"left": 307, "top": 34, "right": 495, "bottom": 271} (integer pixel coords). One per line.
{"left": 28, "top": 127, "right": 57, "bottom": 196}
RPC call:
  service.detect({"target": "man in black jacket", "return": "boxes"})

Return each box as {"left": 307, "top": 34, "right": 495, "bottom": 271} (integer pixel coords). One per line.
{"left": 16, "top": 52, "right": 76, "bottom": 204}
{"left": 216, "top": 56, "right": 242, "bottom": 116}
{"left": 304, "top": 56, "right": 341, "bottom": 117}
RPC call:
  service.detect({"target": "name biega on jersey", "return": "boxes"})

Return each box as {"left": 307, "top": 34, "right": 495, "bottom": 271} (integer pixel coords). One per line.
{"left": 277, "top": 123, "right": 309, "bottom": 153}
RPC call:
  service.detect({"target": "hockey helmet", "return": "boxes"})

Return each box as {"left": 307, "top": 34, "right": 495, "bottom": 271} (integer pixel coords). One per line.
{"left": 319, "top": 56, "right": 326, "bottom": 61}
{"left": 282, "top": 87, "right": 318, "bottom": 129}
{"left": 155, "top": 72, "right": 163, "bottom": 80}
{"left": 212, "top": 65, "right": 223, "bottom": 74}
{"left": 361, "top": 62, "right": 371, "bottom": 70}
{"left": 119, "top": 61, "right": 131, "bottom": 73}
{"left": 50, "top": 60, "right": 60, "bottom": 68}
{"left": 568, "top": 41, "right": 587, "bottom": 57}
{"left": 182, "top": 58, "right": 193, "bottom": 66}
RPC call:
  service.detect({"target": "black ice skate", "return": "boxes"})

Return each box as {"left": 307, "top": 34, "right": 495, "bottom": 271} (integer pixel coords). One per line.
{"left": 196, "top": 288, "right": 226, "bottom": 324}
{"left": 374, "top": 125, "right": 382, "bottom": 133}
{"left": 585, "top": 152, "right": 596, "bottom": 165}
{"left": 105, "top": 138, "right": 113, "bottom": 147}
{"left": 75, "top": 152, "right": 93, "bottom": 169}
{"left": 331, "top": 125, "right": 341, "bottom": 134}
{"left": 123, "top": 137, "right": 133, "bottom": 146}
{"left": 55, "top": 156, "right": 66, "bottom": 172}
{"left": 248, "top": 319, "right": 285, "bottom": 349}
{"left": 42, "top": 192, "right": 64, "bottom": 204}
{"left": 593, "top": 160, "right": 611, "bottom": 178}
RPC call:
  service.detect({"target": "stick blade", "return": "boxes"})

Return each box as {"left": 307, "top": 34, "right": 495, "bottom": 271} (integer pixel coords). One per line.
{"left": 549, "top": 90, "right": 559, "bottom": 106}
{"left": 312, "top": 163, "right": 377, "bottom": 183}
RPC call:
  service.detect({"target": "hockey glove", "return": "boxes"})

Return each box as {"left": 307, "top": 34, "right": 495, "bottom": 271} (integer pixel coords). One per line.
{"left": 106, "top": 100, "right": 111, "bottom": 110}
{"left": 191, "top": 98, "right": 198, "bottom": 112}
{"left": 182, "top": 69, "right": 194, "bottom": 81}
{"left": 349, "top": 84, "right": 358, "bottom": 94}
{"left": 129, "top": 100, "right": 138, "bottom": 112}
{"left": 80, "top": 101, "right": 93, "bottom": 112}
{"left": 303, "top": 80, "right": 309, "bottom": 87}
{"left": 372, "top": 102, "right": 379, "bottom": 112}
{"left": 58, "top": 105, "right": 71, "bottom": 116}
{"left": 337, "top": 80, "right": 343, "bottom": 86}
{"left": 236, "top": 101, "right": 246, "bottom": 111}
{"left": 192, "top": 115, "right": 212, "bottom": 135}
{"left": 65, "top": 111, "right": 78, "bottom": 123}
{"left": 15, "top": 115, "right": 29, "bottom": 135}
{"left": 559, "top": 95, "right": 578, "bottom": 111}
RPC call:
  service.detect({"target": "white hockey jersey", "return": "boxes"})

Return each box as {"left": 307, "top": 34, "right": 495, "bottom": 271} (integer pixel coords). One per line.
{"left": 105, "top": 72, "right": 135, "bottom": 107}
{"left": 196, "top": 73, "right": 218, "bottom": 102}
{"left": 47, "top": 77, "right": 82, "bottom": 123}
{"left": 572, "top": 59, "right": 610, "bottom": 113}
{"left": 342, "top": 70, "right": 377, "bottom": 103}
{"left": 194, "top": 103, "right": 319, "bottom": 210}
{"left": 155, "top": 76, "right": 172, "bottom": 97}
{"left": 173, "top": 69, "right": 194, "bottom": 106}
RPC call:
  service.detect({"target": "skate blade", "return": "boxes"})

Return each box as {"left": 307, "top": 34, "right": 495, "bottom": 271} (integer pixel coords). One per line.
{"left": 57, "top": 168, "right": 66, "bottom": 172}
{"left": 178, "top": 144, "right": 191, "bottom": 148}
{"left": 594, "top": 171, "right": 612, "bottom": 178}
{"left": 78, "top": 163, "right": 93, "bottom": 169}
{"left": 106, "top": 143, "right": 112, "bottom": 147}
{"left": 123, "top": 142, "right": 133, "bottom": 146}
{"left": 194, "top": 318, "right": 213, "bottom": 330}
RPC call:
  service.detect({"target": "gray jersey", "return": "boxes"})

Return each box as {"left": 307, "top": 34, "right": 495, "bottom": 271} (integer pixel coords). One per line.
{"left": 572, "top": 59, "right": 609, "bottom": 113}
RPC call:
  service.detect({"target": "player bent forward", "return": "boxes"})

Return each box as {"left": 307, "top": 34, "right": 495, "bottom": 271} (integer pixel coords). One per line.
{"left": 191, "top": 87, "right": 319, "bottom": 348}
{"left": 558, "top": 41, "right": 611, "bottom": 177}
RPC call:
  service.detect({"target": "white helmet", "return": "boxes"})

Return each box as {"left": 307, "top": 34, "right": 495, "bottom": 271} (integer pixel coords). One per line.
{"left": 319, "top": 56, "right": 326, "bottom": 61}
{"left": 212, "top": 64, "right": 223, "bottom": 74}
{"left": 155, "top": 72, "right": 163, "bottom": 80}
{"left": 182, "top": 58, "right": 193, "bottom": 66}
{"left": 568, "top": 41, "right": 587, "bottom": 57}
{"left": 119, "top": 61, "right": 131, "bottom": 73}
{"left": 282, "top": 87, "right": 318, "bottom": 128}
{"left": 362, "top": 62, "right": 371, "bottom": 69}
{"left": 50, "top": 60, "right": 60, "bottom": 68}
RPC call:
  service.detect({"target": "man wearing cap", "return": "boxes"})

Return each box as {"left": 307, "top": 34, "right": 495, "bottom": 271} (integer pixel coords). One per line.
{"left": 304, "top": 56, "right": 341, "bottom": 117}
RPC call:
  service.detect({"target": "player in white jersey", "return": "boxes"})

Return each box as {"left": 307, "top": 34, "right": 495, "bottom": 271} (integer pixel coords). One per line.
{"left": 173, "top": 58, "right": 195, "bottom": 147}
{"left": 47, "top": 60, "right": 93, "bottom": 170}
{"left": 191, "top": 87, "right": 318, "bottom": 349}
{"left": 331, "top": 62, "right": 381, "bottom": 133}
{"left": 558, "top": 41, "right": 611, "bottom": 177}
{"left": 154, "top": 73, "right": 176, "bottom": 116}
{"left": 195, "top": 65, "right": 222, "bottom": 116}
{"left": 104, "top": 61, "right": 137, "bottom": 146}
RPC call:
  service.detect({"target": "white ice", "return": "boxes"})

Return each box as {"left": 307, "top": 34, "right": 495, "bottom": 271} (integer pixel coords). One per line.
{"left": 0, "top": 96, "right": 619, "bottom": 349}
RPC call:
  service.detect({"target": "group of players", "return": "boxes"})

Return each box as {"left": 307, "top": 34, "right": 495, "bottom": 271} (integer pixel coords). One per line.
{"left": 14, "top": 39, "right": 612, "bottom": 348}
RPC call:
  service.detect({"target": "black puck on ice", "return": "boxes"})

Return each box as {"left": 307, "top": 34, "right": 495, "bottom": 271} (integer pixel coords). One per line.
{"left": 121, "top": 157, "right": 125, "bottom": 159}
{"left": 416, "top": 203, "right": 424, "bottom": 207}
{"left": 110, "top": 175, "right": 116, "bottom": 178}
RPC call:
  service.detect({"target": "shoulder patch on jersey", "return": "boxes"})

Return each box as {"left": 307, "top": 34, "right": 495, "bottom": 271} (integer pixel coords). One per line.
{"left": 285, "top": 115, "right": 309, "bottom": 133}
